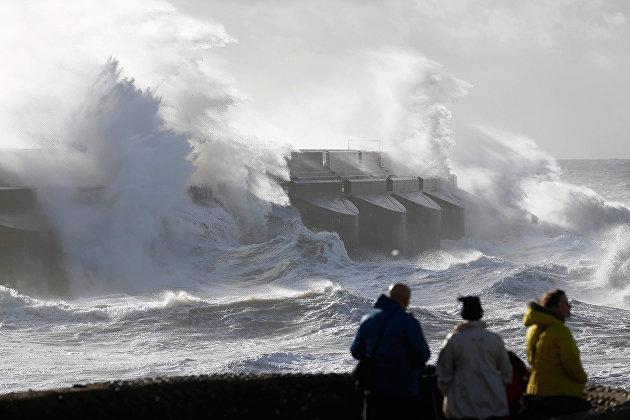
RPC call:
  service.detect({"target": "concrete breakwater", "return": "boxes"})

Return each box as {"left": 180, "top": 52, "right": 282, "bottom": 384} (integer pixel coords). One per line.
{"left": 285, "top": 150, "right": 468, "bottom": 257}
{"left": 0, "top": 149, "right": 467, "bottom": 296}
{"left": 0, "top": 374, "right": 628, "bottom": 419}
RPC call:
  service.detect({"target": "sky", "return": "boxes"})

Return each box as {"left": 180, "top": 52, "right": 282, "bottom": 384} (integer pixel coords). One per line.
{"left": 171, "top": 0, "right": 630, "bottom": 159}
{"left": 2, "top": 0, "right": 629, "bottom": 159}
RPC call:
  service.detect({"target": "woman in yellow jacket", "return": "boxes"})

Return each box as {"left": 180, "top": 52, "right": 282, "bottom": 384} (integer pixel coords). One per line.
{"left": 522, "top": 289, "right": 591, "bottom": 417}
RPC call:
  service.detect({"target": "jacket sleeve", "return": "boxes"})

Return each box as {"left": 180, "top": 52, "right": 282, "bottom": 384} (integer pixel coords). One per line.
{"left": 497, "top": 339, "right": 513, "bottom": 385}
{"left": 436, "top": 336, "right": 453, "bottom": 394}
{"left": 409, "top": 319, "right": 431, "bottom": 365}
{"left": 350, "top": 323, "right": 365, "bottom": 360}
{"left": 557, "top": 326, "right": 587, "bottom": 384}
{"left": 526, "top": 325, "right": 539, "bottom": 365}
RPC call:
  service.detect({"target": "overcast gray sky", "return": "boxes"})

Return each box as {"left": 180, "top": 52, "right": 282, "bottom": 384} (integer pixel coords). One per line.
{"left": 2, "top": 1, "right": 629, "bottom": 160}
{"left": 171, "top": 0, "right": 630, "bottom": 159}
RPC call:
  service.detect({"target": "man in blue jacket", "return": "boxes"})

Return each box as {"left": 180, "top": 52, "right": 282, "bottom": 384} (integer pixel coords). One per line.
{"left": 350, "top": 283, "right": 431, "bottom": 419}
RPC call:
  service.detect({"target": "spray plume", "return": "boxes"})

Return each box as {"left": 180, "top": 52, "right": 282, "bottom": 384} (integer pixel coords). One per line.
{"left": 452, "top": 126, "right": 630, "bottom": 239}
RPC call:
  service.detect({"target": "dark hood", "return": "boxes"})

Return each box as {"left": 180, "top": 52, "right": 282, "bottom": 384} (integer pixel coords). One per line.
{"left": 374, "top": 294, "right": 402, "bottom": 312}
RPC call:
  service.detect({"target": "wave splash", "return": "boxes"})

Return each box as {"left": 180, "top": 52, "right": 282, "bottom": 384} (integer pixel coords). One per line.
{"left": 596, "top": 225, "right": 630, "bottom": 302}
{"left": 453, "top": 127, "right": 630, "bottom": 240}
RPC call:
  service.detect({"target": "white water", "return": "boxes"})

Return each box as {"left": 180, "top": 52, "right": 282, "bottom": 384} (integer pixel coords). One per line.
{"left": 1, "top": 153, "right": 629, "bottom": 393}
{"left": 1, "top": 5, "right": 629, "bottom": 394}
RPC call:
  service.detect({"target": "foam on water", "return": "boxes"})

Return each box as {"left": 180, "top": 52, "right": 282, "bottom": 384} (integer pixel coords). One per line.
{"left": 2, "top": 5, "right": 630, "bottom": 394}
{"left": 593, "top": 224, "right": 630, "bottom": 305}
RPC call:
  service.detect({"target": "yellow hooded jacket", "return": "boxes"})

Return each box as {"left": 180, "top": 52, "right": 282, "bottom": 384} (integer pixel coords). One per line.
{"left": 523, "top": 302, "right": 587, "bottom": 397}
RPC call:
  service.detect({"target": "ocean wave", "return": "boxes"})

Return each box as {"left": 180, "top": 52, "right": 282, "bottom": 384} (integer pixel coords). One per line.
{"left": 522, "top": 180, "right": 630, "bottom": 235}
{"left": 488, "top": 262, "right": 569, "bottom": 297}
{"left": 591, "top": 224, "right": 630, "bottom": 308}
{"left": 0, "top": 286, "right": 109, "bottom": 326}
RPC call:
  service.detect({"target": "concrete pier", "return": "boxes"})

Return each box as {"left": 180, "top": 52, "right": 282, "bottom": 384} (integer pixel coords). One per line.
{"left": 420, "top": 177, "right": 465, "bottom": 240}
{"left": 345, "top": 178, "right": 407, "bottom": 256}
{"left": 289, "top": 180, "right": 360, "bottom": 253}
{"left": 286, "top": 150, "right": 468, "bottom": 256}
{"left": 388, "top": 177, "right": 441, "bottom": 253}
{"left": 0, "top": 188, "right": 66, "bottom": 296}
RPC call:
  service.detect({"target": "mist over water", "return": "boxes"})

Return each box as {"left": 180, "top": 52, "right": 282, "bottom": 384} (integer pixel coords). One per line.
{"left": 1, "top": 2, "right": 630, "bottom": 395}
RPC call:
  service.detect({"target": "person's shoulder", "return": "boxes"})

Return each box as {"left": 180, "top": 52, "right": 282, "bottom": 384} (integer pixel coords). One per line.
{"left": 547, "top": 322, "right": 572, "bottom": 338}
{"left": 360, "top": 308, "right": 383, "bottom": 323}
{"left": 482, "top": 328, "right": 507, "bottom": 345}
{"left": 547, "top": 321, "right": 569, "bottom": 332}
{"left": 404, "top": 308, "right": 421, "bottom": 320}
{"left": 399, "top": 309, "right": 422, "bottom": 327}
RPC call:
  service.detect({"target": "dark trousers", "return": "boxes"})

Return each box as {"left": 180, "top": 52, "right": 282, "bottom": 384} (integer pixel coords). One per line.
{"left": 521, "top": 394, "right": 592, "bottom": 418}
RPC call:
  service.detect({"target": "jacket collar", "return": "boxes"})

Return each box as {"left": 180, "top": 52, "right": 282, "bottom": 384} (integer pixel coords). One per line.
{"left": 453, "top": 319, "right": 486, "bottom": 332}
{"left": 374, "top": 294, "right": 403, "bottom": 312}
{"left": 529, "top": 301, "right": 565, "bottom": 322}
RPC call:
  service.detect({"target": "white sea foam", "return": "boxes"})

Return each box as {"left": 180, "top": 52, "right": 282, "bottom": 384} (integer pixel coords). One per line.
{"left": 1, "top": 3, "right": 630, "bottom": 395}
{"left": 594, "top": 224, "right": 630, "bottom": 305}
{"left": 452, "top": 127, "right": 630, "bottom": 241}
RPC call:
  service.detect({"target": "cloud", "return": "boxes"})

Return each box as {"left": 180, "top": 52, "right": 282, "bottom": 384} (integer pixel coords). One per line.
{"left": 0, "top": 0, "right": 236, "bottom": 149}
{"left": 418, "top": 0, "right": 629, "bottom": 50}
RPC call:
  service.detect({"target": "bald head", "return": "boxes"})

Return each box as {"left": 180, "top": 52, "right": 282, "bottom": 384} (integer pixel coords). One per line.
{"left": 388, "top": 283, "right": 411, "bottom": 310}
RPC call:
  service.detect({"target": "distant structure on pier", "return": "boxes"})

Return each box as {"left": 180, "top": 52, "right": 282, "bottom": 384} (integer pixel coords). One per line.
{"left": 285, "top": 149, "right": 467, "bottom": 257}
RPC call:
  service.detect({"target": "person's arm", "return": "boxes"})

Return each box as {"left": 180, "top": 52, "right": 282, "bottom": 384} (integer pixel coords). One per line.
{"left": 526, "top": 326, "right": 537, "bottom": 366}
{"left": 556, "top": 326, "right": 587, "bottom": 384}
{"left": 497, "top": 339, "right": 513, "bottom": 385}
{"left": 436, "top": 336, "right": 453, "bottom": 394}
{"left": 409, "top": 320, "right": 431, "bottom": 365}
{"left": 350, "top": 324, "right": 365, "bottom": 360}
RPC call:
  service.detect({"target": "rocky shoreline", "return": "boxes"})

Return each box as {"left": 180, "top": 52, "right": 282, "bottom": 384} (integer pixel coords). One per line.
{"left": 0, "top": 374, "right": 628, "bottom": 419}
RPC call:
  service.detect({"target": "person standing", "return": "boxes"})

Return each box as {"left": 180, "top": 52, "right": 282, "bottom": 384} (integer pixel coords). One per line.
{"left": 350, "top": 283, "right": 431, "bottom": 420}
{"left": 522, "top": 289, "right": 590, "bottom": 417}
{"left": 436, "top": 296, "right": 512, "bottom": 419}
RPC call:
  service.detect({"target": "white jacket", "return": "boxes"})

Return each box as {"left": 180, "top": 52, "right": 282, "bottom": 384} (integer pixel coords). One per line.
{"left": 436, "top": 320, "right": 512, "bottom": 419}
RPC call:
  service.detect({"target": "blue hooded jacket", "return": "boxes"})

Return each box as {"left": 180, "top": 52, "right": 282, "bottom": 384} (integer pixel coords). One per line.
{"left": 350, "top": 294, "right": 431, "bottom": 396}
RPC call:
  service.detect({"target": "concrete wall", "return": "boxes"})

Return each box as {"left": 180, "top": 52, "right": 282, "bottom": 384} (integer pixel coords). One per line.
{"left": 287, "top": 150, "right": 386, "bottom": 177}
{"left": 290, "top": 180, "right": 343, "bottom": 197}
{"left": 0, "top": 188, "right": 37, "bottom": 213}
{"left": 387, "top": 177, "right": 420, "bottom": 193}
{"left": 329, "top": 151, "right": 361, "bottom": 173}
{"left": 347, "top": 194, "right": 406, "bottom": 256}
{"left": 423, "top": 193, "right": 465, "bottom": 240}
{"left": 291, "top": 197, "right": 359, "bottom": 254}
{"left": 0, "top": 224, "right": 67, "bottom": 296}
{"left": 344, "top": 179, "right": 387, "bottom": 195}
{"left": 393, "top": 193, "right": 441, "bottom": 253}
{"left": 288, "top": 151, "right": 325, "bottom": 174}
{"left": 0, "top": 188, "right": 67, "bottom": 296}
{"left": 420, "top": 177, "right": 438, "bottom": 191}
{"left": 361, "top": 151, "right": 383, "bottom": 172}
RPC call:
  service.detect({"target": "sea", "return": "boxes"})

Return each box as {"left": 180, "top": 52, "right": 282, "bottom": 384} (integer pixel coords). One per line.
{"left": 0, "top": 69, "right": 629, "bottom": 395}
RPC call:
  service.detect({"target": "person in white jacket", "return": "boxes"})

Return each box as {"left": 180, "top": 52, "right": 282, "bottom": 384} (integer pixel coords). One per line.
{"left": 436, "top": 296, "right": 513, "bottom": 419}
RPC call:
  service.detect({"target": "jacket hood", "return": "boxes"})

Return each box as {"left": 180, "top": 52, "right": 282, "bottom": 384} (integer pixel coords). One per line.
{"left": 523, "top": 301, "right": 565, "bottom": 327}
{"left": 374, "top": 294, "right": 403, "bottom": 312}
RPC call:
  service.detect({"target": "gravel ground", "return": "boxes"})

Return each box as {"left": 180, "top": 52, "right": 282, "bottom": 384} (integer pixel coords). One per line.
{"left": 0, "top": 374, "right": 627, "bottom": 419}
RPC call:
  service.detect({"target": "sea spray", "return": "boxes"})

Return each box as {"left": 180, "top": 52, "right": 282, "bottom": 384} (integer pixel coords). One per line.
{"left": 29, "top": 62, "right": 195, "bottom": 295}
{"left": 0, "top": 0, "right": 236, "bottom": 151}
{"left": 452, "top": 126, "right": 630, "bottom": 239}
{"left": 361, "top": 48, "right": 471, "bottom": 177}
{"left": 521, "top": 179, "right": 630, "bottom": 234}
{"left": 191, "top": 139, "right": 291, "bottom": 245}
{"left": 596, "top": 224, "right": 630, "bottom": 300}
